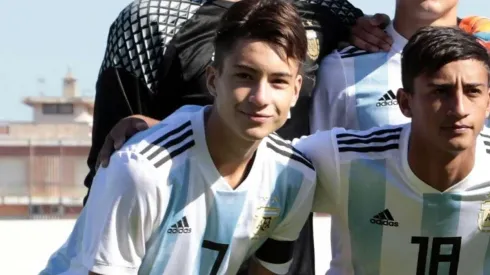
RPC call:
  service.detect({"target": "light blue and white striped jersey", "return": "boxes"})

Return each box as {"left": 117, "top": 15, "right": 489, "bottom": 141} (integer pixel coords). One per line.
{"left": 311, "top": 23, "right": 490, "bottom": 132}
{"left": 295, "top": 124, "right": 490, "bottom": 275}
{"left": 41, "top": 106, "right": 316, "bottom": 275}
{"left": 311, "top": 23, "right": 409, "bottom": 131}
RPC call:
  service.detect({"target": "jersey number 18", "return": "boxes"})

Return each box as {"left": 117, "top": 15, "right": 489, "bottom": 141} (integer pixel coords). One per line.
{"left": 411, "top": 236, "right": 461, "bottom": 275}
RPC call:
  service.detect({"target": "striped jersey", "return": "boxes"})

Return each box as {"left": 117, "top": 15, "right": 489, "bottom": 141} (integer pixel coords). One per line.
{"left": 41, "top": 105, "right": 316, "bottom": 275}
{"left": 311, "top": 21, "right": 490, "bottom": 132}
{"left": 311, "top": 23, "right": 409, "bottom": 132}
{"left": 294, "top": 124, "right": 490, "bottom": 275}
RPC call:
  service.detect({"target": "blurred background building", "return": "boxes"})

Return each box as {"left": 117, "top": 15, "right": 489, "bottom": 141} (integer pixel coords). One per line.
{"left": 0, "top": 70, "right": 93, "bottom": 218}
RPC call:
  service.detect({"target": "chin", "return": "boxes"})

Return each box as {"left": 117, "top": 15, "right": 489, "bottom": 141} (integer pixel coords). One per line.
{"left": 418, "top": 3, "right": 446, "bottom": 18}
{"left": 441, "top": 139, "right": 474, "bottom": 153}
{"left": 241, "top": 127, "right": 273, "bottom": 141}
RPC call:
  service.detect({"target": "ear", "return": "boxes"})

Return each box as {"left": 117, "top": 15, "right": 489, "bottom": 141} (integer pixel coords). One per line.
{"left": 206, "top": 65, "right": 218, "bottom": 97}
{"left": 397, "top": 88, "right": 413, "bottom": 118}
{"left": 290, "top": 74, "right": 302, "bottom": 108}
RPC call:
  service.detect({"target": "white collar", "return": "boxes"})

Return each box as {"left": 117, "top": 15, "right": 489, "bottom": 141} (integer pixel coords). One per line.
{"left": 385, "top": 22, "right": 408, "bottom": 53}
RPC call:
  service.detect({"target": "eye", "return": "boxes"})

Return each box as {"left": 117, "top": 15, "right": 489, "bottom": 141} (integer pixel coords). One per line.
{"left": 467, "top": 88, "right": 482, "bottom": 95}
{"left": 432, "top": 88, "right": 449, "bottom": 96}
{"left": 272, "top": 78, "right": 289, "bottom": 85}
{"left": 234, "top": 72, "right": 253, "bottom": 80}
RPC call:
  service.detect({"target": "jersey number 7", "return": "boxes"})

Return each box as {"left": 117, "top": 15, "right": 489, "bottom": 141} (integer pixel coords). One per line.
{"left": 202, "top": 240, "right": 229, "bottom": 275}
{"left": 411, "top": 236, "right": 461, "bottom": 275}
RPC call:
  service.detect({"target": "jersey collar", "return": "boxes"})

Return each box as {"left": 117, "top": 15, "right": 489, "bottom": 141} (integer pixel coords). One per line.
{"left": 386, "top": 22, "right": 408, "bottom": 54}
{"left": 192, "top": 106, "right": 265, "bottom": 192}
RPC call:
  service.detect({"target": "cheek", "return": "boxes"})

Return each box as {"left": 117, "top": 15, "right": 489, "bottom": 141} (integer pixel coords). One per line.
{"left": 272, "top": 90, "right": 296, "bottom": 116}
{"left": 412, "top": 100, "right": 440, "bottom": 122}
{"left": 215, "top": 81, "right": 243, "bottom": 104}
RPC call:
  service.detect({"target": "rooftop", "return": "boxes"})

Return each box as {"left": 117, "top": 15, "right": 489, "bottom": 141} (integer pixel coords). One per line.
{"left": 23, "top": 96, "right": 94, "bottom": 107}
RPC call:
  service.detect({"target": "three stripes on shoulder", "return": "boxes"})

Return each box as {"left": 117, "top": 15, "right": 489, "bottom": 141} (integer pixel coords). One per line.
{"left": 133, "top": 120, "right": 316, "bottom": 171}
{"left": 481, "top": 132, "right": 490, "bottom": 154}
{"left": 267, "top": 134, "right": 315, "bottom": 171}
{"left": 339, "top": 45, "right": 371, "bottom": 59}
{"left": 337, "top": 127, "right": 402, "bottom": 153}
{"left": 139, "top": 120, "right": 195, "bottom": 168}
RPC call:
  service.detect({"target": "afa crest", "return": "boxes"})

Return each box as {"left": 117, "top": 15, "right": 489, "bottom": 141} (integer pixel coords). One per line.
{"left": 306, "top": 29, "right": 320, "bottom": 61}
{"left": 252, "top": 206, "right": 281, "bottom": 239}
{"left": 478, "top": 198, "right": 490, "bottom": 232}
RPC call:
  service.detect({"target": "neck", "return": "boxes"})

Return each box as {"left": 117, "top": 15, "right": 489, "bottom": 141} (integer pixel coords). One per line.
{"left": 407, "top": 131, "right": 476, "bottom": 192}
{"left": 205, "top": 107, "right": 260, "bottom": 189}
{"left": 393, "top": 7, "right": 458, "bottom": 40}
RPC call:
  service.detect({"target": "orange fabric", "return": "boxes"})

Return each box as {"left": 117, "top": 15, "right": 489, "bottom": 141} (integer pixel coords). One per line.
{"left": 459, "top": 16, "right": 490, "bottom": 50}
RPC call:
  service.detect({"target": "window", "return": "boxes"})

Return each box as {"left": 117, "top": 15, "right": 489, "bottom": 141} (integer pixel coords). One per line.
{"left": 42, "top": 103, "right": 74, "bottom": 115}
{"left": 42, "top": 104, "right": 58, "bottom": 114}
{"left": 58, "top": 103, "right": 74, "bottom": 114}
{"left": 30, "top": 205, "right": 42, "bottom": 215}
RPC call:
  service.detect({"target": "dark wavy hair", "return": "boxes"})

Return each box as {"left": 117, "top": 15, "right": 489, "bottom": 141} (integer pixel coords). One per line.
{"left": 402, "top": 26, "right": 490, "bottom": 92}
{"left": 213, "top": 0, "right": 307, "bottom": 72}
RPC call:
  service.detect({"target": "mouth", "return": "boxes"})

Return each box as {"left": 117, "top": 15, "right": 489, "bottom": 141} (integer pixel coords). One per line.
{"left": 239, "top": 111, "right": 273, "bottom": 123}
{"left": 440, "top": 124, "right": 473, "bottom": 134}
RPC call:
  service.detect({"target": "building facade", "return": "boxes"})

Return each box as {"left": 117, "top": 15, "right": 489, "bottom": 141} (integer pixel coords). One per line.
{"left": 0, "top": 71, "right": 93, "bottom": 218}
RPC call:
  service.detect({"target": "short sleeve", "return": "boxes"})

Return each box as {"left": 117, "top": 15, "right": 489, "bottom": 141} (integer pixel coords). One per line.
{"left": 269, "top": 177, "right": 315, "bottom": 242}
{"left": 81, "top": 150, "right": 166, "bottom": 275}
{"left": 293, "top": 130, "right": 341, "bottom": 214}
{"left": 311, "top": 51, "right": 350, "bottom": 132}
{"left": 254, "top": 175, "right": 315, "bottom": 274}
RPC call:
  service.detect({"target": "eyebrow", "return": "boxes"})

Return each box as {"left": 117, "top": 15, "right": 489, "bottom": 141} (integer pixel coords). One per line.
{"left": 233, "top": 64, "right": 293, "bottom": 78}
{"left": 427, "top": 82, "right": 486, "bottom": 89}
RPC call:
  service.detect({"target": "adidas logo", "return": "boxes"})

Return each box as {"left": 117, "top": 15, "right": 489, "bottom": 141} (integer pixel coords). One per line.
{"left": 370, "top": 209, "right": 399, "bottom": 227}
{"left": 376, "top": 90, "right": 398, "bottom": 107}
{"left": 167, "top": 216, "right": 192, "bottom": 234}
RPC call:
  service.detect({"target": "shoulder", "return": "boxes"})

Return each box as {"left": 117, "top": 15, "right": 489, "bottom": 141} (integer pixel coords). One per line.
{"left": 334, "top": 124, "right": 404, "bottom": 162}
{"left": 122, "top": 106, "right": 201, "bottom": 170}
{"left": 262, "top": 133, "right": 316, "bottom": 180}
{"left": 317, "top": 46, "right": 370, "bottom": 76}
{"left": 315, "top": 50, "right": 345, "bottom": 82}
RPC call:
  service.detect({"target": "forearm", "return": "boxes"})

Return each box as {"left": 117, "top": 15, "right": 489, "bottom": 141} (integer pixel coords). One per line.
{"left": 84, "top": 68, "right": 149, "bottom": 204}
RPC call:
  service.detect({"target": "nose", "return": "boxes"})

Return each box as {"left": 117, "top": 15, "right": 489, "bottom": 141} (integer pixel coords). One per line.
{"left": 248, "top": 79, "right": 272, "bottom": 107}
{"left": 447, "top": 89, "right": 469, "bottom": 119}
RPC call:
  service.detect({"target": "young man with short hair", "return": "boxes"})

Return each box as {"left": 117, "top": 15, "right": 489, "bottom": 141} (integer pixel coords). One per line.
{"left": 40, "top": 1, "right": 316, "bottom": 274}
{"left": 297, "top": 26, "right": 490, "bottom": 274}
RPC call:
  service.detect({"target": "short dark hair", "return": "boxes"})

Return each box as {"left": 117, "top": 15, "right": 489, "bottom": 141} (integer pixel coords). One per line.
{"left": 213, "top": 0, "right": 307, "bottom": 72}
{"left": 401, "top": 26, "right": 490, "bottom": 92}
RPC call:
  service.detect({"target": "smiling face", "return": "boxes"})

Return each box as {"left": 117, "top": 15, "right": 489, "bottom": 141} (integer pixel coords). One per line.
{"left": 398, "top": 59, "right": 490, "bottom": 153}
{"left": 206, "top": 38, "right": 302, "bottom": 141}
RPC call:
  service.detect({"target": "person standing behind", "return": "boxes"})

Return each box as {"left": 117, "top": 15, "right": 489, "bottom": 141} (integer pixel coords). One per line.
{"left": 311, "top": 0, "right": 460, "bottom": 131}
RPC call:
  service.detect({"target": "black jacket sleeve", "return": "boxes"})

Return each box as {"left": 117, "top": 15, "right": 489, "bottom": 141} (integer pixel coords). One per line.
{"left": 83, "top": 67, "right": 150, "bottom": 204}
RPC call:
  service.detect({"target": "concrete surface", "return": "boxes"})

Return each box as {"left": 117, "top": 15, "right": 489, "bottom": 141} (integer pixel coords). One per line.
{"left": 0, "top": 216, "right": 332, "bottom": 275}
